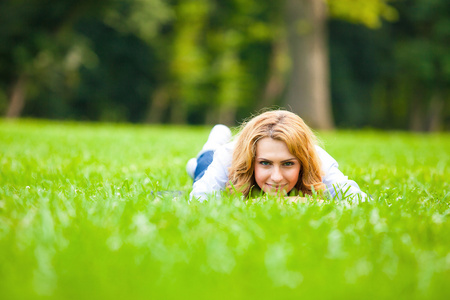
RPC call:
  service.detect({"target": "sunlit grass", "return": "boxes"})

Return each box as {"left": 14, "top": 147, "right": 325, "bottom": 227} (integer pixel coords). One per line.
{"left": 0, "top": 119, "right": 449, "bottom": 299}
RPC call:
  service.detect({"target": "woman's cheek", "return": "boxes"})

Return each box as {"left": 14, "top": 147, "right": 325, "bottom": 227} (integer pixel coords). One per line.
{"left": 254, "top": 166, "right": 267, "bottom": 189}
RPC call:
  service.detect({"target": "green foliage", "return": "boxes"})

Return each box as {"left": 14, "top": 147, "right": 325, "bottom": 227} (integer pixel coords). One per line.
{"left": 328, "top": 0, "right": 450, "bottom": 130}
{"left": 327, "top": 0, "right": 398, "bottom": 28}
{"left": 155, "top": 0, "right": 283, "bottom": 123}
{"left": 1, "top": 0, "right": 449, "bottom": 129}
{"left": 0, "top": 0, "right": 113, "bottom": 117}
{"left": 0, "top": 120, "right": 449, "bottom": 299}
{"left": 374, "top": 0, "right": 450, "bottom": 130}
{"left": 392, "top": 0, "right": 450, "bottom": 83}
{"left": 103, "top": 0, "right": 173, "bottom": 42}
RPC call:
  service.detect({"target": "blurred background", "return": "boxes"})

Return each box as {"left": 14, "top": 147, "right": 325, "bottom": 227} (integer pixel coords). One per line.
{"left": 0, "top": 0, "right": 449, "bottom": 130}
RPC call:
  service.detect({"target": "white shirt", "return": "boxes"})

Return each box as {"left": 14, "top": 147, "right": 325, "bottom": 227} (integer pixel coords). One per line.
{"left": 190, "top": 142, "right": 368, "bottom": 202}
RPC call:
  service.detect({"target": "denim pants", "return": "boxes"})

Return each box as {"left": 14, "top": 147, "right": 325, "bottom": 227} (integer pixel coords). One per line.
{"left": 194, "top": 150, "right": 214, "bottom": 183}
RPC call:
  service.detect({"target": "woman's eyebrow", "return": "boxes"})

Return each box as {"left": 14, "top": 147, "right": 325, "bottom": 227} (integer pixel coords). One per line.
{"left": 281, "top": 158, "right": 298, "bottom": 162}
{"left": 256, "top": 157, "right": 271, "bottom": 161}
{"left": 256, "top": 157, "right": 297, "bottom": 162}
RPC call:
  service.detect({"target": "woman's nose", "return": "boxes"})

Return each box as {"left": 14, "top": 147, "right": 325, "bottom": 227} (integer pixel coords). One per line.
{"left": 271, "top": 167, "right": 283, "bottom": 182}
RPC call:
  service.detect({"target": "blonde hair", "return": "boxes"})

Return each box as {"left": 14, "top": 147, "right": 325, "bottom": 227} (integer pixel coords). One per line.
{"left": 227, "top": 110, "right": 325, "bottom": 197}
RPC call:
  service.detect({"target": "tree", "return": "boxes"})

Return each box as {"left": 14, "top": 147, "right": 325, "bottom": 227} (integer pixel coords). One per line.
{"left": 283, "top": 0, "right": 397, "bottom": 129}
{"left": 284, "top": 0, "right": 333, "bottom": 129}
{"left": 0, "top": 0, "right": 112, "bottom": 118}
{"left": 115, "top": 0, "right": 280, "bottom": 125}
{"left": 389, "top": 0, "right": 450, "bottom": 131}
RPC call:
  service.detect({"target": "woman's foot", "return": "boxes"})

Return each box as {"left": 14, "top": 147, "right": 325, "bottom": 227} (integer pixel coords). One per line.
{"left": 200, "top": 124, "right": 232, "bottom": 153}
{"left": 186, "top": 158, "right": 197, "bottom": 179}
{"left": 186, "top": 124, "right": 232, "bottom": 179}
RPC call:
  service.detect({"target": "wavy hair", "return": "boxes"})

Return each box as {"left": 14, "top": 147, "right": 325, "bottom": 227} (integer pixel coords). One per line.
{"left": 227, "top": 110, "right": 325, "bottom": 197}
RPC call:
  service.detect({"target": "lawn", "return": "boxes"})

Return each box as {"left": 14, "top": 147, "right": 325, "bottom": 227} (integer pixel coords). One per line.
{"left": 0, "top": 119, "right": 449, "bottom": 300}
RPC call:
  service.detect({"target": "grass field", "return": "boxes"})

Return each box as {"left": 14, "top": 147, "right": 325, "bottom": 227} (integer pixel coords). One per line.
{"left": 1, "top": 119, "right": 449, "bottom": 300}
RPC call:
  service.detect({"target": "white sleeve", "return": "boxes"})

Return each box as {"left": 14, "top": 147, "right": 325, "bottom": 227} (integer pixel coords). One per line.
{"left": 316, "top": 146, "right": 369, "bottom": 202}
{"left": 189, "top": 142, "right": 234, "bottom": 202}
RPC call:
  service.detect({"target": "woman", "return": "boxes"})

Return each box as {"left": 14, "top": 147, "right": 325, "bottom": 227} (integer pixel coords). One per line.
{"left": 187, "top": 110, "right": 368, "bottom": 202}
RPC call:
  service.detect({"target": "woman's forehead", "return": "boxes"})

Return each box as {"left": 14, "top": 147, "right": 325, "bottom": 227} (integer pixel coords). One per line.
{"left": 255, "top": 137, "right": 296, "bottom": 159}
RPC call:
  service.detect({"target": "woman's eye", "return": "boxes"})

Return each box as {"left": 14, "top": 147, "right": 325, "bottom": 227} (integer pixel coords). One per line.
{"left": 284, "top": 162, "right": 294, "bottom": 166}
{"left": 260, "top": 161, "right": 270, "bottom": 166}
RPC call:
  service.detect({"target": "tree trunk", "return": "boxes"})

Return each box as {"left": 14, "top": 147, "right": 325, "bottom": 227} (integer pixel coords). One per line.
{"left": 145, "top": 87, "right": 170, "bottom": 123}
{"left": 218, "top": 106, "right": 237, "bottom": 126}
{"left": 284, "top": 0, "right": 334, "bottom": 130}
{"left": 6, "top": 75, "right": 27, "bottom": 118}
{"left": 409, "top": 88, "right": 425, "bottom": 131}
{"left": 426, "top": 91, "right": 444, "bottom": 131}
{"left": 169, "top": 99, "right": 188, "bottom": 124}
{"left": 205, "top": 109, "right": 215, "bottom": 125}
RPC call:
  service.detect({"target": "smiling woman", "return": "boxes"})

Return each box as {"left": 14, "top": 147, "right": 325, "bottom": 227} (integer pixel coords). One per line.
{"left": 187, "top": 110, "right": 368, "bottom": 202}
{"left": 228, "top": 110, "right": 326, "bottom": 198}
{"left": 254, "top": 137, "right": 302, "bottom": 196}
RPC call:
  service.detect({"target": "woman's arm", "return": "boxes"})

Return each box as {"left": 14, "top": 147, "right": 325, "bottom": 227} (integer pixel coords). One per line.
{"left": 316, "top": 146, "right": 369, "bottom": 202}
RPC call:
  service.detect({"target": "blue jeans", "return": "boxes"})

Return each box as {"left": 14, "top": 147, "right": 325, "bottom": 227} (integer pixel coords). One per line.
{"left": 194, "top": 150, "right": 214, "bottom": 183}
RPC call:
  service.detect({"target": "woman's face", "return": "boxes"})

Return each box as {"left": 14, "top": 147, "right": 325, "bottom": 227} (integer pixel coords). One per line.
{"left": 254, "top": 137, "right": 301, "bottom": 196}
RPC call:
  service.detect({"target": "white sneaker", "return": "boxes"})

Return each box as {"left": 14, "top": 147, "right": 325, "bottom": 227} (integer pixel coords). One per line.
{"left": 200, "top": 124, "right": 232, "bottom": 154}
{"left": 186, "top": 157, "right": 197, "bottom": 179}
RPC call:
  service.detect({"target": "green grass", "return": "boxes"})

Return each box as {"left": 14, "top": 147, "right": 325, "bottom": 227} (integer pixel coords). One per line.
{"left": 0, "top": 119, "right": 449, "bottom": 300}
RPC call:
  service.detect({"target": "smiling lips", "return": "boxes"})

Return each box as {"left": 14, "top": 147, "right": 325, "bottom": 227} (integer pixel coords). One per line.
{"left": 266, "top": 183, "right": 287, "bottom": 190}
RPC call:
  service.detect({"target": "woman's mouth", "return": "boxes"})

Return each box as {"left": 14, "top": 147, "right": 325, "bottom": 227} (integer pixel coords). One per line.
{"left": 266, "top": 183, "right": 287, "bottom": 191}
